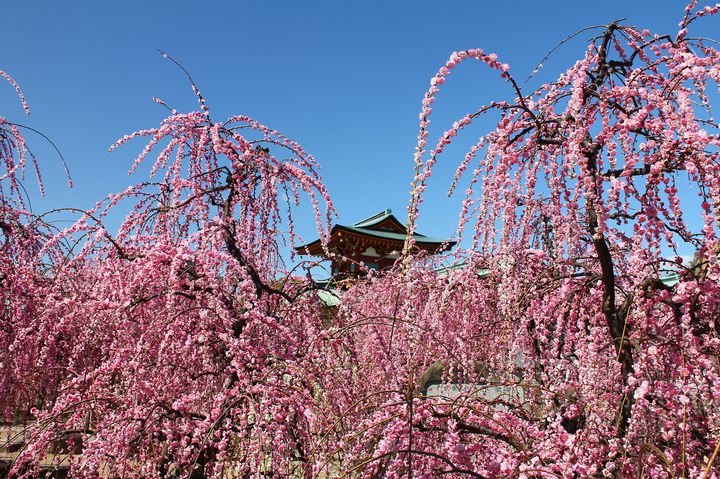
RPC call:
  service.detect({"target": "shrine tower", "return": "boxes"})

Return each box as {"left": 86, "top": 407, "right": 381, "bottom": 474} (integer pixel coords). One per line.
{"left": 295, "top": 209, "right": 455, "bottom": 278}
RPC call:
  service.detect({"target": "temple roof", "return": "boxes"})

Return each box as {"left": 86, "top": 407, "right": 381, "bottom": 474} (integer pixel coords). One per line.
{"left": 352, "top": 209, "right": 405, "bottom": 229}
{"left": 295, "top": 209, "right": 455, "bottom": 256}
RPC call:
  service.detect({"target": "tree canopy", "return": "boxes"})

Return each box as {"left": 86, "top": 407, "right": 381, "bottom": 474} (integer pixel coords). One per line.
{"left": 2, "top": 2, "right": 720, "bottom": 478}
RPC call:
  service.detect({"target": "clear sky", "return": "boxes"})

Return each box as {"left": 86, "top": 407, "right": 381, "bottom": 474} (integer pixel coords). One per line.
{"left": 1, "top": 1, "right": 713, "bottom": 264}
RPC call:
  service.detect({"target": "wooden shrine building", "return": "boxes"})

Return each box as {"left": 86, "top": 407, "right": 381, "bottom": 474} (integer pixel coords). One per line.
{"left": 295, "top": 209, "right": 455, "bottom": 278}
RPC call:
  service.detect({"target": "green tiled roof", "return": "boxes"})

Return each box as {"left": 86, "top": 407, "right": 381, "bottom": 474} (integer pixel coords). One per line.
{"left": 353, "top": 209, "right": 395, "bottom": 228}
{"left": 317, "top": 289, "right": 341, "bottom": 307}
{"left": 661, "top": 272, "right": 681, "bottom": 287}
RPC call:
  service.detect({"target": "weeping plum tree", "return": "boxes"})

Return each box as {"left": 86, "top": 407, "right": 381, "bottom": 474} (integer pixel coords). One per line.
{"left": 3, "top": 1, "right": 720, "bottom": 478}
{"left": 315, "top": 1, "right": 720, "bottom": 477}
{"left": 1, "top": 59, "right": 339, "bottom": 478}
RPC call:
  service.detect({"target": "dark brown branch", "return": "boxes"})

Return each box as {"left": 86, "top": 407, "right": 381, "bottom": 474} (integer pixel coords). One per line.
{"left": 581, "top": 21, "right": 636, "bottom": 438}
{"left": 221, "top": 183, "right": 292, "bottom": 303}
{"left": 608, "top": 211, "right": 641, "bottom": 221}
{"left": 603, "top": 165, "right": 651, "bottom": 178}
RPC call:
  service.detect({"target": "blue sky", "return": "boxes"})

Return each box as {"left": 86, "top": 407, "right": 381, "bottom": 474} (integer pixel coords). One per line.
{"left": 1, "top": 1, "right": 713, "bottom": 264}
